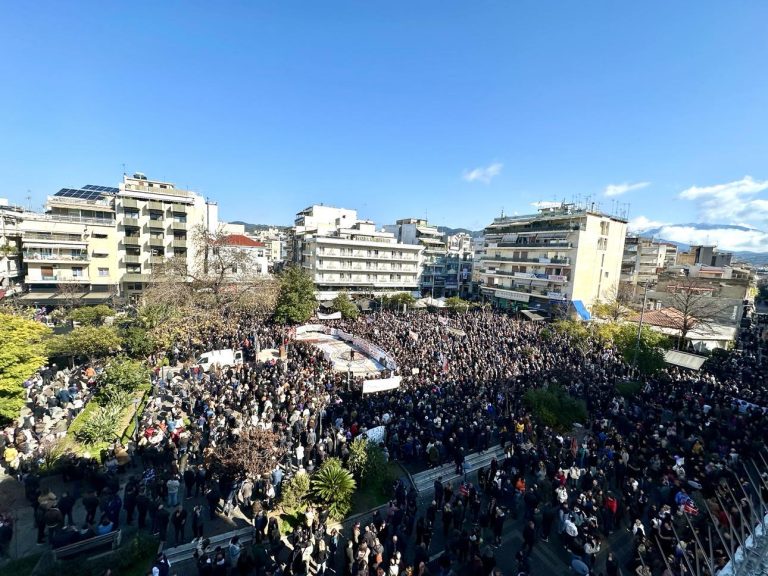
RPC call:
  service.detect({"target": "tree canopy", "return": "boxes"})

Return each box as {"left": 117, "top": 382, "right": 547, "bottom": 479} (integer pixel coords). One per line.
{"left": 332, "top": 292, "right": 359, "bottom": 320}
{"left": 274, "top": 265, "right": 317, "bottom": 324}
{"left": 210, "top": 427, "right": 287, "bottom": 479}
{"left": 67, "top": 304, "right": 114, "bottom": 326}
{"left": 444, "top": 296, "right": 471, "bottom": 313}
{"left": 48, "top": 325, "right": 123, "bottom": 364}
{"left": 0, "top": 313, "right": 49, "bottom": 424}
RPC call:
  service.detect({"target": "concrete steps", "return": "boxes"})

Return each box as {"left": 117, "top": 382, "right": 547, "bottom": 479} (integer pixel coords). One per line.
{"left": 411, "top": 444, "right": 506, "bottom": 495}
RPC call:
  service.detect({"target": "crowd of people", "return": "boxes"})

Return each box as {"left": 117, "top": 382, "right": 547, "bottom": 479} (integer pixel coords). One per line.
{"left": 1, "top": 307, "right": 767, "bottom": 576}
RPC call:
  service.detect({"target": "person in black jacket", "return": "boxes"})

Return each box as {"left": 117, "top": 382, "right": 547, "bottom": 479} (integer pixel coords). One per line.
{"left": 192, "top": 504, "right": 204, "bottom": 540}
{"left": 155, "top": 504, "right": 170, "bottom": 542}
{"left": 172, "top": 505, "right": 188, "bottom": 544}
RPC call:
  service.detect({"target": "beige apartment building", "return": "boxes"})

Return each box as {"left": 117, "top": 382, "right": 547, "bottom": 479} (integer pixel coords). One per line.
{"left": 479, "top": 204, "right": 627, "bottom": 318}
{"left": 293, "top": 205, "right": 423, "bottom": 301}
{"left": 116, "top": 173, "right": 218, "bottom": 297}
{"left": 0, "top": 200, "right": 23, "bottom": 297}
{"left": 18, "top": 186, "right": 121, "bottom": 304}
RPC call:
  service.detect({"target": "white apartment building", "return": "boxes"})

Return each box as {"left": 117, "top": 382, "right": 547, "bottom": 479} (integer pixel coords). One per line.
{"left": 0, "top": 200, "right": 23, "bottom": 297}
{"left": 293, "top": 205, "right": 422, "bottom": 301}
{"left": 384, "top": 218, "right": 447, "bottom": 296}
{"left": 621, "top": 236, "right": 674, "bottom": 286}
{"left": 479, "top": 204, "right": 627, "bottom": 317}
{"left": 116, "top": 173, "right": 218, "bottom": 297}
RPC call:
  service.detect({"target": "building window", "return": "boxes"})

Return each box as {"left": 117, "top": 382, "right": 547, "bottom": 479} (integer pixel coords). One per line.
{"left": 72, "top": 267, "right": 83, "bottom": 278}
{"left": 41, "top": 266, "right": 54, "bottom": 280}
{"left": 98, "top": 268, "right": 109, "bottom": 277}
{"left": 93, "top": 233, "right": 108, "bottom": 239}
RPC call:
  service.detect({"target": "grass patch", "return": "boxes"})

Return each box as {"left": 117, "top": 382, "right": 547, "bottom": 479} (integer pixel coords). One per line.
{"left": 349, "top": 462, "right": 401, "bottom": 517}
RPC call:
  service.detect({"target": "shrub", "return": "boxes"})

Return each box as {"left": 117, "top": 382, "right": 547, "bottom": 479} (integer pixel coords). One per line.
{"left": 311, "top": 458, "right": 356, "bottom": 521}
{"left": 75, "top": 403, "right": 123, "bottom": 445}
{"left": 347, "top": 437, "right": 369, "bottom": 479}
{"left": 523, "top": 386, "right": 588, "bottom": 432}
{"left": 615, "top": 381, "right": 643, "bottom": 399}
{"left": 280, "top": 471, "right": 310, "bottom": 512}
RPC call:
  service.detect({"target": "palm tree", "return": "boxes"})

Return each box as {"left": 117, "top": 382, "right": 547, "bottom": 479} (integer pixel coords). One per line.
{"left": 310, "top": 458, "right": 356, "bottom": 520}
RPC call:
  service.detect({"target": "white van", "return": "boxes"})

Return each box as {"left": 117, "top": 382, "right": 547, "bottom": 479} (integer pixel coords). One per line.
{"left": 196, "top": 349, "right": 244, "bottom": 372}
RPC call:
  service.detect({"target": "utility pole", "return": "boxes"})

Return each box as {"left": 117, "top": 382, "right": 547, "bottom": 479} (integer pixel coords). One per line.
{"left": 632, "top": 281, "right": 650, "bottom": 374}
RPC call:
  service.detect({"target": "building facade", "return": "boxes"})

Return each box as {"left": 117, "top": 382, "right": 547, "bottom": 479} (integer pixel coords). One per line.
{"left": 115, "top": 173, "right": 218, "bottom": 297}
{"left": 478, "top": 204, "right": 627, "bottom": 316}
{"left": 293, "top": 205, "right": 422, "bottom": 301}
{"left": 0, "top": 200, "right": 23, "bottom": 297}
{"left": 621, "top": 236, "right": 674, "bottom": 286}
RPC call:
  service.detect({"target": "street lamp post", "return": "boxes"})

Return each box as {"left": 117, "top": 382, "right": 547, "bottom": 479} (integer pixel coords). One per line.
{"left": 132, "top": 398, "right": 140, "bottom": 443}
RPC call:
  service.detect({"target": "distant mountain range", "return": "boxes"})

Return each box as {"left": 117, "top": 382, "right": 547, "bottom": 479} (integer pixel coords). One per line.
{"left": 230, "top": 221, "right": 291, "bottom": 234}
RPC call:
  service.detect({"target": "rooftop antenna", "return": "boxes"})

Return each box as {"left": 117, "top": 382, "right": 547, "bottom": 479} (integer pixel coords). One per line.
{"left": 121, "top": 163, "right": 126, "bottom": 176}
{"left": 26, "top": 191, "right": 32, "bottom": 211}
{"left": 501, "top": 206, "right": 505, "bottom": 218}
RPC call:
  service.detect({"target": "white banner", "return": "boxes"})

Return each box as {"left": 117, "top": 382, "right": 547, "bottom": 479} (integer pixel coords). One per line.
{"left": 364, "top": 425, "right": 387, "bottom": 445}
{"left": 362, "top": 376, "right": 402, "bottom": 395}
{"left": 317, "top": 311, "right": 342, "bottom": 320}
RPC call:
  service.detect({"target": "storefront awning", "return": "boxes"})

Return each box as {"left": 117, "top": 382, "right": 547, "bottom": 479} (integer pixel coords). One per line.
{"left": 664, "top": 350, "right": 707, "bottom": 371}
{"left": 572, "top": 299, "right": 591, "bottom": 321}
{"left": 520, "top": 309, "right": 546, "bottom": 321}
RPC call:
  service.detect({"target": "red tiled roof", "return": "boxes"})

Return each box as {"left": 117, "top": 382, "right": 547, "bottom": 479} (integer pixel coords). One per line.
{"left": 629, "top": 307, "right": 696, "bottom": 330}
{"left": 220, "top": 234, "right": 265, "bottom": 248}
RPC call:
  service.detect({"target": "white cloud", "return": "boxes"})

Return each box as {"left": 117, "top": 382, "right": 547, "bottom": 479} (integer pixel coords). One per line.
{"left": 628, "top": 216, "right": 668, "bottom": 232}
{"left": 678, "top": 176, "right": 768, "bottom": 223}
{"left": 652, "top": 224, "right": 768, "bottom": 252}
{"left": 463, "top": 162, "right": 503, "bottom": 184}
{"left": 604, "top": 181, "right": 651, "bottom": 197}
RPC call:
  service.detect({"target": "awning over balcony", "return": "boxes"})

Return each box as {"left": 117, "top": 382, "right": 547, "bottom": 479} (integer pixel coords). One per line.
{"left": 663, "top": 350, "right": 707, "bottom": 371}
{"left": 572, "top": 299, "right": 591, "bottom": 321}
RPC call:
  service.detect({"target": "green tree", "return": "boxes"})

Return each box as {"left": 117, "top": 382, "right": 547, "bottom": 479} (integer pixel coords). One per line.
{"left": 0, "top": 313, "right": 49, "bottom": 424}
{"left": 274, "top": 265, "right": 317, "bottom": 324}
{"left": 120, "top": 325, "right": 157, "bottom": 359}
{"left": 67, "top": 304, "right": 114, "bottom": 326}
{"left": 382, "top": 292, "right": 415, "bottom": 311}
{"left": 613, "top": 323, "right": 669, "bottom": 374}
{"left": 523, "top": 386, "right": 588, "bottom": 432}
{"left": 444, "top": 296, "right": 470, "bottom": 313}
{"left": 332, "top": 292, "right": 359, "bottom": 320}
{"left": 48, "top": 325, "right": 123, "bottom": 364}
{"left": 311, "top": 458, "right": 356, "bottom": 520}
{"left": 280, "top": 471, "right": 310, "bottom": 513}
{"left": 591, "top": 284, "right": 634, "bottom": 321}
{"left": 99, "top": 357, "right": 150, "bottom": 394}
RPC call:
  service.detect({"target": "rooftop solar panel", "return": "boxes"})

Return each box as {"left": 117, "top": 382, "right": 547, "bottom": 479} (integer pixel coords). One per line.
{"left": 54, "top": 187, "right": 113, "bottom": 200}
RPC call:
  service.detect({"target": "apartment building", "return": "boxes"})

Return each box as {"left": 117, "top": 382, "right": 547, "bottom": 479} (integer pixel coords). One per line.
{"left": 621, "top": 236, "right": 674, "bottom": 286}
{"left": 18, "top": 186, "right": 120, "bottom": 304}
{"left": 384, "top": 218, "right": 449, "bottom": 296}
{"left": 478, "top": 204, "right": 627, "bottom": 317}
{"left": 0, "top": 200, "right": 23, "bottom": 297}
{"left": 116, "top": 173, "right": 218, "bottom": 297}
{"left": 293, "top": 205, "right": 422, "bottom": 300}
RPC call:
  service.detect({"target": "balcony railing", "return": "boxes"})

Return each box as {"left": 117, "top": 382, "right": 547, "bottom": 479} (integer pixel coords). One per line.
{"left": 497, "top": 241, "right": 572, "bottom": 249}
{"left": 29, "top": 275, "right": 89, "bottom": 283}
{"left": 23, "top": 232, "right": 86, "bottom": 243}
{"left": 23, "top": 252, "right": 89, "bottom": 262}
{"left": 123, "top": 237, "right": 141, "bottom": 246}
{"left": 482, "top": 255, "right": 571, "bottom": 265}
{"left": 123, "top": 218, "right": 140, "bottom": 227}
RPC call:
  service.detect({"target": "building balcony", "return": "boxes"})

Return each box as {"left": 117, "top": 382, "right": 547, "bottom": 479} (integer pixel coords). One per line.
{"left": 481, "top": 269, "right": 569, "bottom": 283}
{"left": 122, "top": 217, "right": 140, "bottom": 228}
{"left": 23, "top": 251, "right": 89, "bottom": 263}
{"left": 170, "top": 221, "right": 187, "bottom": 231}
{"left": 483, "top": 255, "right": 571, "bottom": 266}
{"left": 120, "top": 198, "right": 139, "bottom": 209}
{"left": 496, "top": 241, "right": 572, "bottom": 249}
{"left": 23, "top": 233, "right": 86, "bottom": 245}
{"left": 123, "top": 254, "right": 141, "bottom": 265}
{"left": 122, "top": 273, "right": 152, "bottom": 283}
{"left": 145, "top": 220, "right": 166, "bottom": 231}
{"left": 28, "top": 275, "right": 89, "bottom": 284}
{"left": 172, "top": 239, "right": 187, "bottom": 249}
{"left": 146, "top": 201, "right": 165, "bottom": 211}
{"left": 123, "top": 236, "right": 141, "bottom": 246}
{"left": 148, "top": 238, "right": 166, "bottom": 249}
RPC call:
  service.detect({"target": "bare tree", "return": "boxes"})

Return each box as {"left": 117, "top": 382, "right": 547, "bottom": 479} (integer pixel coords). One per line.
{"left": 591, "top": 283, "right": 635, "bottom": 321}
{"left": 664, "top": 276, "right": 732, "bottom": 348}
{"left": 210, "top": 427, "right": 287, "bottom": 479}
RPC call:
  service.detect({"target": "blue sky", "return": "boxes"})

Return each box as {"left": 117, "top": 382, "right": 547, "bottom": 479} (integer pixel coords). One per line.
{"left": 2, "top": 1, "right": 768, "bottom": 249}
